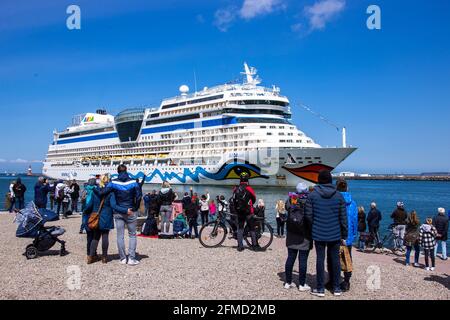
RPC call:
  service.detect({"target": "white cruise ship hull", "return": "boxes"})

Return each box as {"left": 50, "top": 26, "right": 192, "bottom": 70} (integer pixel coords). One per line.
{"left": 43, "top": 147, "right": 356, "bottom": 187}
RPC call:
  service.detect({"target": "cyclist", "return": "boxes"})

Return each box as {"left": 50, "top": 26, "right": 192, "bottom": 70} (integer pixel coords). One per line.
{"left": 230, "top": 172, "right": 257, "bottom": 252}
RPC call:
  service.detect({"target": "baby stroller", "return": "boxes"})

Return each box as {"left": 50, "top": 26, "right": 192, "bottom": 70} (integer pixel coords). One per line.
{"left": 15, "top": 202, "right": 67, "bottom": 259}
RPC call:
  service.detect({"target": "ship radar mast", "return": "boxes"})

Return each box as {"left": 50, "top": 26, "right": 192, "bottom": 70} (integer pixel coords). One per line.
{"left": 241, "top": 62, "right": 261, "bottom": 86}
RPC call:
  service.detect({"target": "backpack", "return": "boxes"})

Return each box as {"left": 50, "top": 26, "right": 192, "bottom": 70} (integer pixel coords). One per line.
{"left": 142, "top": 216, "right": 158, "bottom": 236}
{"left": 286, "top": 199, "right": 306, "bottom": 234}
{"left": 231, "top": 184, "right": 252, "bottom": 215}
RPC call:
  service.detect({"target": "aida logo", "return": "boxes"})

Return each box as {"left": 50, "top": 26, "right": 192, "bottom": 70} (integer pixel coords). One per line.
{"left": 83, "top": 116, "right": 94, "bottom": 122}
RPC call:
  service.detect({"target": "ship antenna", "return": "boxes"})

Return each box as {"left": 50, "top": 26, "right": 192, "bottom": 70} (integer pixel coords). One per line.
{"left": 297, "top": 102, "right": 340, "bottom": 131}
{"left": 297, "top": 101, "right": 348, "bottom": 147}
{"left": 194, "top": 69, "right": 198, "bottom": 94}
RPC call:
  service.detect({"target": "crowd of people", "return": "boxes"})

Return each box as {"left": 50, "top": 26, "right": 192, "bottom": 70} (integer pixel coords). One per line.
{"left": 4, "top": 166, "right": 449, "bottom": 297}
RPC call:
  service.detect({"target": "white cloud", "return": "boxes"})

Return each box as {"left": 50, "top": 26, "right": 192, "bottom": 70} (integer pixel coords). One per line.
{"left": 240, "top": 0, "right": 284, "bottom": 20}
{"left": 31, "top": 160, "right": 43, "bottom": 163}
{"left": 291, "top": 22, "right": 303, "bottom": 33}
{"left": 10, "top": 158, "right": 28, "bottom": 164}
{"left": 304, "top": 0, "right": 346, "bottom": 31}
{"left": 214, "top": 7, "right": 238, "bottom": 32}
{"left": 0, "top": 159, "right": 6, "bottom": 163}
{"left": 214, "top": 0, "right": 285, "bottom": 32}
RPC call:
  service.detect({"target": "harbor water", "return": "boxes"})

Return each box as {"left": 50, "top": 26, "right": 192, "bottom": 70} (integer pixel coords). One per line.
{"left": 1, "top": 176, "right": 449, "bottom": 250}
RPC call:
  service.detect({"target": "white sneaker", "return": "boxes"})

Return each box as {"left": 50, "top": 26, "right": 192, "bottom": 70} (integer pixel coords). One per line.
{"left": 299, "top": 284, "right": 311, "bottom": 292}
{"left": 127, "top": 259, "right": 140, "bottom": 266}
{"left": 119, "top": 259, "right": 127, "bottom": 265}
{"left": 414, "top": 263, "right": 420, "bottom": 267}
{"left": 430, "top": 267, "right": 435, "bottom": 271}
{"left": 284, "top": 283, "right": 296, "bottom": 289}
{"left": 425, "top": 267, "right": 430, "bottom": 271}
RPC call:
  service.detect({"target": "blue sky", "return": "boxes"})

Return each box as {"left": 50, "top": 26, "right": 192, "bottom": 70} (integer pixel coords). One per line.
{"left": 0, "top": 0, "right": 449, "bottom": 174}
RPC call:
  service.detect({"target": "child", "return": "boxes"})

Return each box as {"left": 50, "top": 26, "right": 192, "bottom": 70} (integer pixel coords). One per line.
{"left": 419, "top": 217, "right": 438, "bottom": 271}
{"left": 209, "top": 201, "right": 217, "bottom": 221}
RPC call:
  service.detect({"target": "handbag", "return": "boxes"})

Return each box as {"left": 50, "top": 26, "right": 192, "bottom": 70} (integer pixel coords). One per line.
{"left": 340, "top": 245, "right": 353, "bottom": 273}
{"left": 87, "top": 198, "right": 105, "bottom": 230}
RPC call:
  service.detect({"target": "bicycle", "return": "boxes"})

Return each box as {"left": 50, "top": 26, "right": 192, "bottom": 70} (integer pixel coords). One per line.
{"left": 368, "top": 224, "right": 406, "bottom": 255}
{"left": 199, "top": 211, "right": 274, "bottom": 250}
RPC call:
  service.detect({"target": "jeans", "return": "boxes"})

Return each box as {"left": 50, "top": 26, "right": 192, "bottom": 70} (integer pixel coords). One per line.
{"left": 237, "top": 215, "right": 256, "bottom": 249}
{"left": 15, "top": 197, "right": 25, "bottom": 210}
{"left": 89, "top": 230, "right": 110, "bottom": 257}
{"left": 276, "top": 217, "right": 285, "bottom": 236}
{"left": 424, "top": 249, "right": 435, "bottom": 268}
{"left": 405, "top": 243, "right": 420, "bottom": 265}
{"left": 369, "top": 226, "right": 380, "bottom": 245}
{"left": 434, "top": 240, "right": 448, "bottom": 259}
{"left": 358, "top": 232, "right": 365, "bottom": 250}
{"left": 71, "top": 197, "right": 78, "bottom": 213}
{"left": 176, "top": 227, "right": 190, "bottom": 236}
{"left": 160, "top": 205, "right": 172, "bottom": 234}
{"left": 315, "top": 240, "right": 341, "bottom": 292}
{"left": 115, "top": 212, "right": 138, "bottom": 261}
{"left": 8, "top": 197, "right": 16, "bottom": 212}
{"left": 49, "top": 196, "right": 55, "bottom": 211}
{"left": 56, "top": 199, "right": 63, "bottom": 215}
{"left": 188, "top": 219, "right": 199, "bottom": 238}
{"left": 200, "top": 210, "right": 209, "bottom": 225}
{"left": 285, "top": 248, "right": 310, "bottom": 286}
{"left": 393, "top": 225, "right": 406, "bottom": 248}
{"left": 62, "top": 202, "right": 69, "bottom": 218}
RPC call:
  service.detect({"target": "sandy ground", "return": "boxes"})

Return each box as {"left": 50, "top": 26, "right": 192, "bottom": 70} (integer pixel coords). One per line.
{"left": 0, "top": 212, "right": 449, "bottom": 300}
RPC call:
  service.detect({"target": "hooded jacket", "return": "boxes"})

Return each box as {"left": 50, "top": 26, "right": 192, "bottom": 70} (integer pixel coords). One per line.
{"left": 95, "top": 172, "right": 142, "bottom": 212}
{"left": 367, "top": 208, "right": 382, "bottom": 228}
{"left": 433, "top": 213, "right": 449, "bottom": 241}
{"left": 13, "top": 179, "right": 27, "bottom": 198}
{"left": 340, "top": 192, "right": 358, "bottom": 246}
{"left": 419, "top": 224, "right": 438, "bottom": 250}
{"left": 159, "top": 187, "right": 176, "bottom": 206}
{"left": 305, "top": 183, "right": 348, "bottom": 242}
{"left": 34, "top": 181, "right": 53, "bottom": 208}
{"left": 391, "top": 208, "right": 407, "bottom": 225}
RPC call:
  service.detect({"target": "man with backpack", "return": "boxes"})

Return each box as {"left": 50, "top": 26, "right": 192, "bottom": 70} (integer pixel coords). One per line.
{"left": 284, "top": 183, "right": 312, "bottom": 292}
{"left": 230, "top": 172, "right": 257, "bottom": 252}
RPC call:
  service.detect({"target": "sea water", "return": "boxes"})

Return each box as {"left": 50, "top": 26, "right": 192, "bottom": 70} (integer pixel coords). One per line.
{"left": 1, "top": 176, "right": 449, "bottom": 249}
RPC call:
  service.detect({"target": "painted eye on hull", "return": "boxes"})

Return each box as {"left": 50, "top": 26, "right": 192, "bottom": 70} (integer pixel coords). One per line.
{"left": 224, "top": 166, "right": 261, "bottom": 180}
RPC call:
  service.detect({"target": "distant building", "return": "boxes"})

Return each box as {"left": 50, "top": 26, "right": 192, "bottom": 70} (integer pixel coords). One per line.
{"left": 338, "top": 172, "right": 356, "bottom": 177}
{"left": 358, "top": 173, "right": 371, "bottom": 178}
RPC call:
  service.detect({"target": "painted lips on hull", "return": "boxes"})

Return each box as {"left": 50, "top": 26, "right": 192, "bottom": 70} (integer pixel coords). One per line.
{"left": 282, "top": 164, "right": 334, "bottom": 184}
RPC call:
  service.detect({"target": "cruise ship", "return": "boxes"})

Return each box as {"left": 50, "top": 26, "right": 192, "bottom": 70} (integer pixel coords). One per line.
{"left": 43, "top": 64, "right": 356, "bottom": 187}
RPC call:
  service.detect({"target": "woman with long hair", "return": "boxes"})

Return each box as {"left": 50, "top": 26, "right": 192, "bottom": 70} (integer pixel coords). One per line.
{"left": 404, "top": 210, "right": 420, "bottom": 267}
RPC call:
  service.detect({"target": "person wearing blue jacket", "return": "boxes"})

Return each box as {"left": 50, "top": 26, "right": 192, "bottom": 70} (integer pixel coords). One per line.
{"left": 34, "top": 177, "right": 54, "bottom": 209}
{"left": 334, "top": 178, "right": 358, "bottom": 292}
{"left": 305, "top": 170, "right": 348, "bottom": 297}
{"left": 83, "top": 177, "right": 115, "bottom": 264}
{"left": 94, "top": 165, "right": 142, "bottom": 266}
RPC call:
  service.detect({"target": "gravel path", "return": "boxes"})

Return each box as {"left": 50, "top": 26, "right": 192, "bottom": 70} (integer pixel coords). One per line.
{"left": 0, "top": 212, "right": 449, "bottom": 300}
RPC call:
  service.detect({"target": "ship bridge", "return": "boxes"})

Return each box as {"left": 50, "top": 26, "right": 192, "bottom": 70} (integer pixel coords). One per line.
{"left": 114, "top": 108, "right": 145, "bottom": 143}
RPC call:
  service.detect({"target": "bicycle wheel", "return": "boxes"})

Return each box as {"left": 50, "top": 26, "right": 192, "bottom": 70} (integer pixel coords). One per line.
{"left": 199, "top": 222, "right": 227, "bottom": 248}
{"left": 245, "top": 223, "right": 274, "bottom": 251}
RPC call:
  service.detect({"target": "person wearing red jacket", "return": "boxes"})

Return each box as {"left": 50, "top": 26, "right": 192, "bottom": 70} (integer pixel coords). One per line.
{"left": 231, "top": 172, "right": 258, "bottom": 252}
